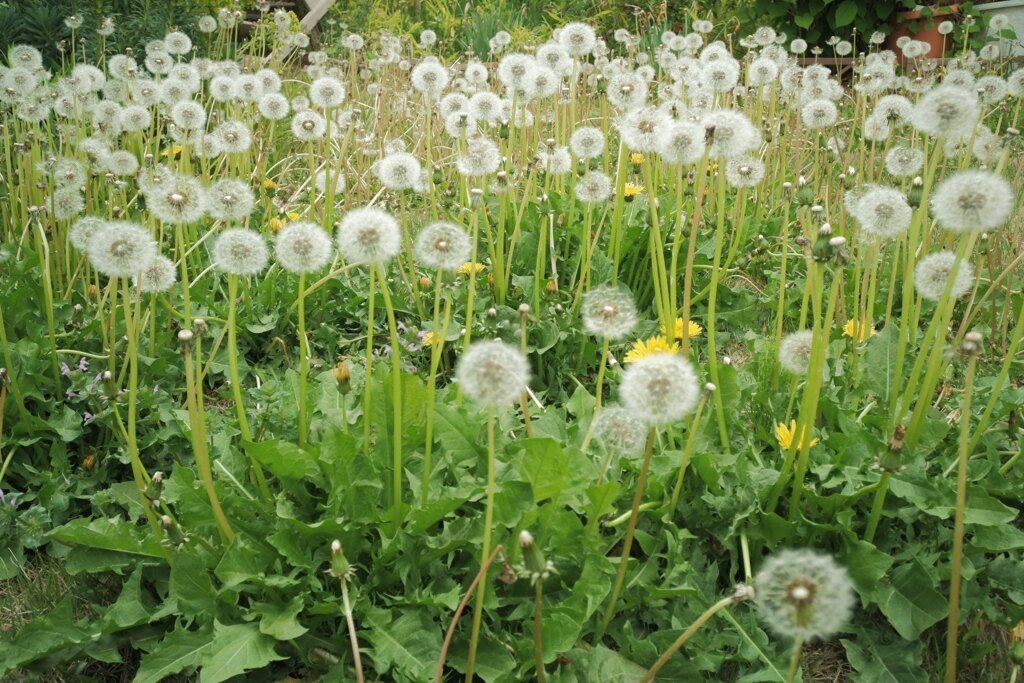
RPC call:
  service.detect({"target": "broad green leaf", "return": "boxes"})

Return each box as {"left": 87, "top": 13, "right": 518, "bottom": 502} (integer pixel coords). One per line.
{"left": 364, "top": 608, "right": 443, "bottom": 682}
{"left": 0, "top": 595, "right": 89, "bottom": 673}
{"left": 133, "top": 626, "right": 213, "bottom": 683}
{"left": 170, "top": 552, "right": 217, "bottom": 619}
{"left": 868, "top": 560, "right": 946, "bottom": 640}
{"left": 244, "top": 439, "right": 321, "bottom": 482}
{"left": 49, "top": 516, "right": 166, "bottom": 558}
{"left": 517, "top": 438, "right": 569, "bottom": 502}
{"left": 841, "top": 636, "right": 927, "bottom": 682}
{"left": 889, "top": 479, "right": 1017, "bottom": 526}
{"left": 100, "top": 568, "right": 154, "bottom": 631}
{"left": 838, "top": 537, "right": 893, "bottom": 595}
{"left": 215, "top": 536, "right": 269, "bottom": 590}
{"left": 834, "top": 0, "right": 859, "bottom": 26}
{"left": 199, "top": 621, "right": 285, "bottom": 683}
{"left": 256, "top": 597, "right": 308, "bottom": 640}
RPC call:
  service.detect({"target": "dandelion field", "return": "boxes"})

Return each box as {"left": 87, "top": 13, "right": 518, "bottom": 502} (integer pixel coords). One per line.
{"left": 1, "top": 6, "right": 1023, "bottom": 682}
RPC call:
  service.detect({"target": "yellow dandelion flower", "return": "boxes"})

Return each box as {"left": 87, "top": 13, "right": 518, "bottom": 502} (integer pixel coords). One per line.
{"left": 160, "top": 145, "right": 184, "bottom": 159}
{"left": 624, "top": 335, "right": 680, "bottom": 363}
{"left": 286, "top": 212, "right": 301, "bottom": 221}
{"left": 623, "top": 183, "right": 644, "bottom": 201}
{"left": 270, "top": 217, "right": 286, "bottom": 232}
{"left": 706, "top": 162, "right": 719, "bottom": 174}
{"left": 842, "top": 319, "right": 877, "bottom": 343}
{"left": 422, "top": 331, "right": 440, "bottom": 346}
{"left": 661, "top": 317, "right": 704, "bottom": 340}
{"left": 456, "top": 262, "right": 486, "bottom": 276}
{"left": 629, "top": 152, "right": 645, "bottom": 165}
{"left": 262, "top": 178, "right": 280, "bottom": 190}
{"left": 775, "top": 420, "right": 820, "bottom": 451}
{"left": 1012, "top": 621, "right": 1024, "bottom": 641}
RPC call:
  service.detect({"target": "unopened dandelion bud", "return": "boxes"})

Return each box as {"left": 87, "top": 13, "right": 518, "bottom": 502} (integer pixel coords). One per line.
{"left": 723, "top": 356, "right": 732, "bottom": 365}
{"left": 705, "top": 382, "right": 717, "bottom": 392}
{"left": 177, "top": 329, "right": 194, "bottom": 352}
{"left": 487, "top": 307, "right": 497, "bottom": 318}
{"left": 1006, "top": 127, "right": 1020, "bottom": 136}
{"left": 829, "top": 236, "right": 846, "bottom": 247}
{"left": 555, "top": 304, "right": 564, "bottom": 313}
{"left": 161, "top": 515, "right": 173, "bottom": 528}
{"left": 145, "top": 472, "right": 164, "bottom": 501}
{"left": 546, "top": 279, "right": 558, "bottom": 294}
{"left": 961, "top": 331, "right": 983, "bottom": 355}
{"left": 818, "top": 222, "right": 831, "bottom": 235}
{"left": 331, "top": 539, "right": 343, "bottom": 555}
{"left": 193, "top": 318, "right": 208, "bottom": 337}
{"left": 419, "top": 276, "right": 433, "bottom": 289}
{"left": 517, "top": 303, "right": 531, "bottom": 319}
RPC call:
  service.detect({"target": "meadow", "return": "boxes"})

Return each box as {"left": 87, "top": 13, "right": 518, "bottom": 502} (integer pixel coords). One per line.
{"left": 0, "top": 6, "right": 1023, "bottom": 681}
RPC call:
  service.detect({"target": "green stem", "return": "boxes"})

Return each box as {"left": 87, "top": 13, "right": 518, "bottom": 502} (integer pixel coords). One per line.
{"left": 466, "top": 407, "right": 497, "bottom": 682}
{"left": 598, "top": 427, "right": 656, "bottom": 640}
{"left": 227, "top": 274, "right": 270, "bottom": 501}
{"left": 945, "top": 350, "right": 978, "bottom": 683}
{"left": 297, "top": 273, "right": 310, "bottom": 448}
{"left": 534, "top": 580, "right": 546, "bottom": 683}
{"left": 376, "top": 265, "right": 404, "bottom": 529}
{"left": 639, "top": 595, "right": 738, "bottom": 683}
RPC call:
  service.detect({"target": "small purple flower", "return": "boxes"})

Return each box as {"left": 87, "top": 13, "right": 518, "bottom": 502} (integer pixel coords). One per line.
{"left": 152, "top": 385, "right": 160, "bottom": 393}
{"left": 78, "top": 356, "right": 89, "bottom": 372}
{"left": 66, "top": 389, "right": 80, "bottom": 399}
{"left": 60, "top": 362, "right": 72, "bottom": 376}
{"left": 83, "top": 412, "right": 97, "bottom": 425}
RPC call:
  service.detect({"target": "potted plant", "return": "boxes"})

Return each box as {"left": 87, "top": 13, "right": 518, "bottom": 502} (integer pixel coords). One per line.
{"left": 885, "top": 2, "right": 964, "bottom": 57}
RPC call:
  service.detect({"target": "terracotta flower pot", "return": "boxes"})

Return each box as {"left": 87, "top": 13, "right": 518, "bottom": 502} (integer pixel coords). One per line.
{"left": 886, "top": 4, "right": 961, "bottom": 58}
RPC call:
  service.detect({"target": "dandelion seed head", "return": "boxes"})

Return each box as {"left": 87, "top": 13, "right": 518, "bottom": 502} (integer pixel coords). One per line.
{"left": 375, "top": 152, "right": 423, "bottom": 191}
{"left": 778, "top": 330, "right": 814, "bottom": 374}
{"left": 911, "top": 85, "right": 979, "bottom": 139}
{"left": 455, "top": 339, "right": 530, "bottom": 406}
{"left": 213, "top": 228, "right": 269, "bottom": 275}
{"left": 801, "top": 98, "right": 838, "bottom": 129}
{"left": 581, "top": 286, "right": 638, "bottom": 340}
{"left": 754, "top": 549, "right": 854, "bottom": 642}
{"left": 414, "top": 222, "right": 472, "bottom": 272}
{"left": 915, "top": 251, "right": 975, "bottom": 301}
{"left": 310, "top": 76, "right": 346, "bottom": 109}
{"left": 456, "top": 137, "right": 501, "bottom": 177}
{"left": 884, "top": 146, "right": 924, "bottom": 177}
{"left": 147, "top": 175, "right": 207, "bottom": 224}
{"left": 559, "top": 22, "right": 597, "bottom": 56}
{"left": 276, "top": 221, "right": 333, "bottom": 273}
{"left": 291, "top": 108, "right": 327, "bottom": 141}
{"left": 411, "top": 60, "right": 451, "bottom": 99}
{"left": 336, "top": 207, "right": 402, "bottom": 265}
{"left": 206, "top": 178, "right": 255, "bottom": 222}
{"left": 134, "top": 254, "right": 176, "bottom": 292}
{"left": 851, "top": 186, "right": 912, "bottom": 240}
{"left": 620, "top": 352, "right": 700, "bottom": 425}
{"left": 931, "top": 170, "right": 1013, "bottom": 233}
{"left": 86, "top": 221, "right": 157, "bottom": 277}
{"left": 593, "top": 405, "right": 648, "bottom": 455}
{"left": 575, "top": 170, "right": 613, "bottom": 203}
{"left": 258, "top": 92, "right": 290, "bottom": 120}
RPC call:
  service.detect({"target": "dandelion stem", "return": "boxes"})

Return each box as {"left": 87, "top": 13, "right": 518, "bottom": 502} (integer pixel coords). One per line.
{"left": 534, "top": 580, "right": 546, "bottom": 683}
{"left": 639, "top": 594, "right": 739, "bottom": 683}
{"left": 466, "top": 406, "right": 497, "bottom": 682}
{"left": 598, "top": 426, "right": 656, "bottom": 640}
{"left": 946, "top": 349, "right": 978, "bottom": 683}
{"left": 339, "top": 577, "right": 365, "bottom": 683}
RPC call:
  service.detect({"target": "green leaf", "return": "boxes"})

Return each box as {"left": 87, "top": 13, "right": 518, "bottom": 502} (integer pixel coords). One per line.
{"left": 841, "top": 635, "right": 927, "bottom": 682}
{"left": 516, "top": 438, "right": 569, "bottom": 502}
{"left": 834, "top": 0, "right": 859, "bottom": 26}
{"left": 838, "top": 537, "right": 893, "bottom": 595}
{"left": 170, "top": 552, "right": 217, "bottom": 619}
{"left": 364, "top": 608, "right": 443, "bottom": 682}
{"left": 133, "top": 626, "right": 213, "bottom": 683}
{"left": 215, "top": 536, "right": 269, "bottom": 590}
{"left": 49, "top": 516, "right": 166, "bottom": 558}
{"left": 889, "top": 478, "right": 1017, "bottom": 526}
{"left": 868, "top": 560, "right": 947, "bottom": 640}
{"left": 199, "top": 621, "right": 285, "bottom": 683}
{"left": 0, "top": 595, "right": 89, "bottom": 673}
{"left": 256, "top": 597, "right": 308, "bottom": 640}
{"left": 100, "top": 568, "right": 154, "bottom": 631}
{"left": 243, "top": 439, "right": 321, "bottom": 482}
